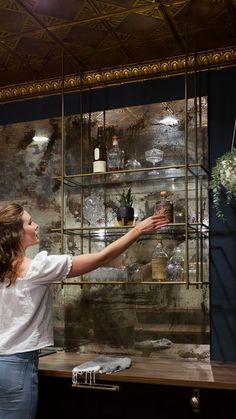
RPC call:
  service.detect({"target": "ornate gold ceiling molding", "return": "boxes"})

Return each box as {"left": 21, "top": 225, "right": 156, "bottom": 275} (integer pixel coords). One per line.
{"left": 0, "top": 47, "right": 235, "bottom": 102}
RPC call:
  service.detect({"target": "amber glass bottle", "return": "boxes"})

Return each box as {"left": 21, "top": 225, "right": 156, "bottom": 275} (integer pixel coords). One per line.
{"left": 155, "top": 191, "right": 173, "bottom": 223}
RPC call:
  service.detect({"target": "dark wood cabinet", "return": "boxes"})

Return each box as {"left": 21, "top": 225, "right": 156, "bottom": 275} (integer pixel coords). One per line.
{"left": 37, "top": 353, "right": 236, "bottom": 419}
{"left": 37, "top": 375, "right": 236, "bottom": 419}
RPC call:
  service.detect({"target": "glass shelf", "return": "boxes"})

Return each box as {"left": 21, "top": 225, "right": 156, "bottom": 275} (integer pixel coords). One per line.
{"left": 51, "top": 223, "right": 209, "bottom": 238}
{"left": 53, "top": 280, "right": 209, "bottom": 286}
{"left": 52, "top": 164, "right": 208, "bottom": 187}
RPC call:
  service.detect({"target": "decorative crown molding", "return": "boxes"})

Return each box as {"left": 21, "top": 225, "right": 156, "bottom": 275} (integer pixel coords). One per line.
{"left": 0, "top": 47, "right": 235, "bottom": 102}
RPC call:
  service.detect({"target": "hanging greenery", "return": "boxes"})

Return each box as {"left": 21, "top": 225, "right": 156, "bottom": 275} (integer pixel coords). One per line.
{"left": 209, "top": 119, "right": 236, "bottom": 221}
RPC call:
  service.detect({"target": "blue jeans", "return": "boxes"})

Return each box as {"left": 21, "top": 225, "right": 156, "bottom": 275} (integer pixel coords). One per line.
{"left": 0, "top": 350, "right": 38, "bottom": 419}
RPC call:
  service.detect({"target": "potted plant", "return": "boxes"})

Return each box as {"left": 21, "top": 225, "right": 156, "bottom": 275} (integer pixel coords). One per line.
{"left": 116, "top": 187, "right": 134, "bottom": 226}
{"left": 210, "top": 148, "right": 236, "bottom": 221}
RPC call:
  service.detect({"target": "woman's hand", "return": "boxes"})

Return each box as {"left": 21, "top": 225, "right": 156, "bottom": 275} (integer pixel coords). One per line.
{"left": 68, "top": 215, "right": 169, "bottom": 278}
{"left": 134, "top": 215, "right": 169, "bottom": 234}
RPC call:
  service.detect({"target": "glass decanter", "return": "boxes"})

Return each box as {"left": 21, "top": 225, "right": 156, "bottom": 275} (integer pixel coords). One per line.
{"left": 107, "top": 135, "right": 125, "bottom": 171}
{"left": 83, "top": 193, "right": 105, "bottom": 225}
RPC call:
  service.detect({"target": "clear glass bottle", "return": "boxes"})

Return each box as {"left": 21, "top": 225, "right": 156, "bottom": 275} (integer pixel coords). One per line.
{"left": 151, "top": 238, "right": 168, "bottom": 282}
{"left": 107, "top": 135, "right": 124, "bottom": 171}
{"left": 166, "top": 245, "right": 185, "bottom": 282}
{"left": 93, "top": 126, "right": 107, "bottom": 173}
{"left": 155, "top": 191, "right": 173, "bottom": 223}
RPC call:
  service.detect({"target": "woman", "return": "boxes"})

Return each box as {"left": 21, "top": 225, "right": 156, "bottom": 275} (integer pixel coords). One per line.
{"left": 0, "top": 202, "right": 168, "bottom": 419}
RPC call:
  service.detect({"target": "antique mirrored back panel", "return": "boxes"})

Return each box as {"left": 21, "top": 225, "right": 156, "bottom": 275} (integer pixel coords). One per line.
{"left": 0, "top": 97, "right": 209, "bottom": 360}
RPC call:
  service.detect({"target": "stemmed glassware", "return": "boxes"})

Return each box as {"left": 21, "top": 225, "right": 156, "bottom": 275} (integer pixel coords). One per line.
{"left": 145, "top": 146, "right": 164, "bottom": 174}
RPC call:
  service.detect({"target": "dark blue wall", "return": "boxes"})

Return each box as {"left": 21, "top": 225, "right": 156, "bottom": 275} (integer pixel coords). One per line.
{"left": 0, "top": 74, "right": 202, "bottom": 123}
{"left": 1, "top": 67, "right": 236, "bottom": 361}
{"left": 208, "top": 68, "right": 236, "bottom": 361}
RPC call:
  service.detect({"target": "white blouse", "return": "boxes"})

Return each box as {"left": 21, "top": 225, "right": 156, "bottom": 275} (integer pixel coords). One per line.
{"left": 0, "top": 251, "right": 72, "bottom": 355}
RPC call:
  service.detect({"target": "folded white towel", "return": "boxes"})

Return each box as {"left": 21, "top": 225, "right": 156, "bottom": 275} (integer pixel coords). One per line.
{"left": 72, "top": 355, "right": 132, "bottom": 385}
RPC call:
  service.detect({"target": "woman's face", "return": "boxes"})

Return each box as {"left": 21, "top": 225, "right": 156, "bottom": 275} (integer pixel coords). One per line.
{"left": 21, "top": 211, "right": 39, "bottom": 249}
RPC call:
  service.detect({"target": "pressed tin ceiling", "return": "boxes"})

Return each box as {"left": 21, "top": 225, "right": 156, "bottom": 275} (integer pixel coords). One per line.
{"left": 0, "top": 0, "right": 235, "bottom": 97}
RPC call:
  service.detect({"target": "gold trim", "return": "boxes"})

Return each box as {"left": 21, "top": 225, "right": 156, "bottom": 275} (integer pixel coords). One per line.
{"left": 0, "top": 47, "right": 235, "bottom": 102}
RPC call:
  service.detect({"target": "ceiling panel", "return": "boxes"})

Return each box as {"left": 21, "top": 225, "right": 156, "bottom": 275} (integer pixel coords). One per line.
{"left": 0, "top": 0, "right": 235, "bottom": 90}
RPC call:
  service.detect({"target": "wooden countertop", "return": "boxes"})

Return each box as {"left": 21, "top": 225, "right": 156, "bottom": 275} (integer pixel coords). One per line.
{"left": 38, "top": 352, "right": 236, "bottom": 391}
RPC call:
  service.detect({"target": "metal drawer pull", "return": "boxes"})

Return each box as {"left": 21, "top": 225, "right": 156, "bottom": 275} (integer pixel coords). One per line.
{"left": 72, "top": 382, "right": 119, "bottom": 391}
{"left": 190, "top": 388, "right": 200, "bottom": 413}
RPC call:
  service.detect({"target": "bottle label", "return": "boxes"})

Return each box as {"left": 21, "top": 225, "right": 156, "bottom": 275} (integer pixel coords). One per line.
{"left": 94, "top": 147, "right": 100, "bottom": 161}
{"left": 152, "top": 256, "right": 167, "bottom": 281}
{"left": 155, "top": 202, "right": 173, "bottom": 223}
{"left": 93, "top": 160, "right": 106, "bottom": 173}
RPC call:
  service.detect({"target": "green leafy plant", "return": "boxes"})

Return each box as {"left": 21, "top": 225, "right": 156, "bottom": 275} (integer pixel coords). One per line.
{"left": 119, "top": 187, "right": 133, "bottom": 207}
{"left": 210, "top": 148, "right": 236, "bottom": 221}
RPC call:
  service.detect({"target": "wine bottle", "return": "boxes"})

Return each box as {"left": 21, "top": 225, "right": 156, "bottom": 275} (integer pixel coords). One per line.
{"left": 93, "top": 126, "right": 107, "bottom": 173}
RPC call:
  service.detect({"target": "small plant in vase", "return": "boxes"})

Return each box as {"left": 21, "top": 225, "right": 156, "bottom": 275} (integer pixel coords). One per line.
{"left": 117, "top": 187, "right": 134, "bottom": 226}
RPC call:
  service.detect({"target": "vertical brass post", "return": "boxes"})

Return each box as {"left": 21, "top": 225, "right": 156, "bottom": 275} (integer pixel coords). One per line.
{"left": 194, "top": 50, "right": 200, "bottom": 288}
{"left": 184, "top": 25, "right": 189, "bottom": 289}
{"left": 79, "top": 72, "right": 84, "bottom": 282}
{"left": 60, "top": 49, "right": 66, "bottom": 349}
{"left": 103, "top": 107, "right": 108, "bottom": 248}
{"left": 60, "top": 49, "right": 65, "bottom": 255}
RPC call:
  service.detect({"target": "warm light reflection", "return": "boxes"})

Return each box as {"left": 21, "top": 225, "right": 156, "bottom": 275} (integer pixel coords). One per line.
{"left": 33, "top": 136, "right": 49, "bottom": 143}
{"left": 98, "top": 229, "right": 105, "bottom": 239}
{"left": 160, "top": 116, "right": 178, "bottom": 126}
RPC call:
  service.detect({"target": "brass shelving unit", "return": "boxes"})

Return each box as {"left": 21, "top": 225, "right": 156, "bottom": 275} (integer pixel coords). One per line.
{"left": 53, "top": 44, "right": 209, "bottom": 289}
{"left": 52, "top": 162, "right": 209, "bottom": 287}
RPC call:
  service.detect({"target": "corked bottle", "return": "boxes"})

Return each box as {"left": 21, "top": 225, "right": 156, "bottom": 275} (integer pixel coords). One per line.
{"left": 154, "top": 191, "right": 173, "bottom": 223}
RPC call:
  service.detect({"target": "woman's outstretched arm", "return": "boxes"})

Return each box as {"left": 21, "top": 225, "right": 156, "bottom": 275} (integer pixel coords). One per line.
{"left": 67, "top": 214, "right": 169, "bottom": 278}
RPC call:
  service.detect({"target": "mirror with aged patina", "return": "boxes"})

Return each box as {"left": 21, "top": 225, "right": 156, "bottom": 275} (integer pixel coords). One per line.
{"left": 0, "top": 95, "right": 209, "bottom": 360}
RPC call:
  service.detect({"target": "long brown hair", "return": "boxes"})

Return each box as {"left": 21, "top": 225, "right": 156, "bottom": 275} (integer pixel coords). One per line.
{"left": 0, "top": 203, "right": 24, "bottom": 286}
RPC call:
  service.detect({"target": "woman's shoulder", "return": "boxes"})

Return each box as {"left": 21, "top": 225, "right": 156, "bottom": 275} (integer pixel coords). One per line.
{"left": 29, "top": 250, "right": 49, "bottom": 268}
{"left": 18, "top": 251, "right": 48, "bottom": 279}
{"left": 17, "top": 256, "right": 32, "bottom": 278}
{"left": 32, "top": 250, "right": 48, "bottom": 262}
{"left": 25, "top": 251, "right": 72, "bottom": 283}
{"left": 30, "top": 250, "right": 63, "bottom": 270}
